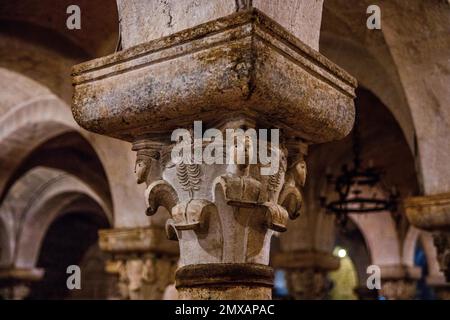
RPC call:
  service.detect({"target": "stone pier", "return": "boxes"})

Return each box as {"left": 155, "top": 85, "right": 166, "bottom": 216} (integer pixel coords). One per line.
{"left": 72, "top": 2, "right": 356, "bottom": 299}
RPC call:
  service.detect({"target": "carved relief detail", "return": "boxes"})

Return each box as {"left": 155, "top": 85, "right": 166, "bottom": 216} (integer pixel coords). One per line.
{"left": 114, "top": 255, "right": 177, "bottom": 300}
{"left": 137, "top": 122, "right": 307, "bottom": 266}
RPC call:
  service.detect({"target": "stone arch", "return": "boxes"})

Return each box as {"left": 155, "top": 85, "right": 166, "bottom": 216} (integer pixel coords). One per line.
{"left": 0, "top": 167, "right": 112, "bottom": 269}
{"left": 0, "top": 68, "right": 147, "bottom": 227}
{"left": 320, "top": 0, "right": 450, "bottom": 195}
{"left": 319, "top": 33, "right": 414, "bottom": 152}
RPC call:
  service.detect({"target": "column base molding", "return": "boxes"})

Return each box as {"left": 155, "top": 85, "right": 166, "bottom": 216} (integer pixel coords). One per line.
{"left": 176, "top": 263, "right": 273, "bottom": 300}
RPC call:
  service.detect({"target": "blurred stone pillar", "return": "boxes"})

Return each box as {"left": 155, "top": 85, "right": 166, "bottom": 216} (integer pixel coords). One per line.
{"left": 99, "top": 227, "right": 178, "bottom": 300}
{"left": 379, "top": 265, "right": 420, "bottom": 300}
{"left": 426, "top": 275, "right": 450, "bottom": 300}
{"left": 0, "top": 267, "right": 43, "bottom": 300}
{"left": 405, "top": 193, "right": 450, "bottom": 282}
{"left": 72, "top": 1, "right": 356, "bottom": 300}
{"left": 273, "top": 250, "right": 339, "bottom": 300}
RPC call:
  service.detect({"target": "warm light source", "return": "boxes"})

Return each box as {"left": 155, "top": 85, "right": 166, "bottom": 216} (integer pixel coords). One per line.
{"left": 337, "top": 249, "right": 347, "bottom": 258}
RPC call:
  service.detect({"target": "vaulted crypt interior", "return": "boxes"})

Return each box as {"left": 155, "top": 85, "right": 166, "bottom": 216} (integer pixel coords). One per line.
{"left": 0, "top": 0, "right": 449, "bottom": 300}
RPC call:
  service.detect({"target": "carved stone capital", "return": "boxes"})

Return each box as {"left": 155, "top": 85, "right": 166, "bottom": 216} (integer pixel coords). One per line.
{"left": 379, "top": 265, "right": 420, "bottom": 300}
{"left": 405, "top": 193, "right": 450, "bottom": 281}
{"left": 273, "top": 250, "right": 339, "bottom": 300}
{"left": 99, "top": 227, "right": 179, "bottom": 300}
{"left": 380, "top": 279, "right": 417, "bottom": 300}
{"left": 0, "top": 267, "right": 44, "bottom": 300}
{"left": 106, "top": 255, "right": 178, "bottom": 300}
{"left": 404, "top": 192, "right": 450, "bottom": 230}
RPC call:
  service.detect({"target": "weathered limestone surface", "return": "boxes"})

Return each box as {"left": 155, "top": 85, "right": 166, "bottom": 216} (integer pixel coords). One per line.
{"left": 117, "top": 0, "right": 323, "bottom": 50}
{"left": 72, "top": 10, "right": 356, "bottom": 144}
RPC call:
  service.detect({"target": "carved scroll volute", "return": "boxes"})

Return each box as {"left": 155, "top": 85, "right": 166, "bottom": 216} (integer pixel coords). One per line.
{"left": 145, "top": 180, "right": 179, "bottom": 216}
{"left": 262, "top": 202, "right": 289, "bottom": 232}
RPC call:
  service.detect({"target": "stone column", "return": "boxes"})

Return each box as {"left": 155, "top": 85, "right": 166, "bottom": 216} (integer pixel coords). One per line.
{"left": 379, "top": 265, "right": 420, "bottom": 300}
{"left": 99, "top": 227, "right": 178, "bottom": 300}
{"left": 405, "top": 193, "right": 450, "bottom": 282}
{"left": 273, "top": 250, "right": 339, "bottom": 300}
{"left": 72, "top": 3, "right": 356, "bottom": 300}
{"left": 0, "top": 267, "right": 44, "bottom": 300}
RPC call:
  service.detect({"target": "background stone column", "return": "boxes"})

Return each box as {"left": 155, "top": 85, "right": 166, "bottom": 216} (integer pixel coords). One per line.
{"left": 405, "top": 193, "right": 450, "bottom": 282}
{"left": 0, "top": 267, "right": 43, "bottom": 300}
{"left": 379, "top": 265, "right": 420, "bottom": 300}
{"left": 99, "top": 227, "right": 178, "bottom": 300}
{"left": 273, "top": 250, "right": 339, "bottom": 300}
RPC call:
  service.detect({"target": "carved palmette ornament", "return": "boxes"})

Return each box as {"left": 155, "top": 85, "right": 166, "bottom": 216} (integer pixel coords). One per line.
{"left": 176, "top": 161, "right": 201, "bottom": 198}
